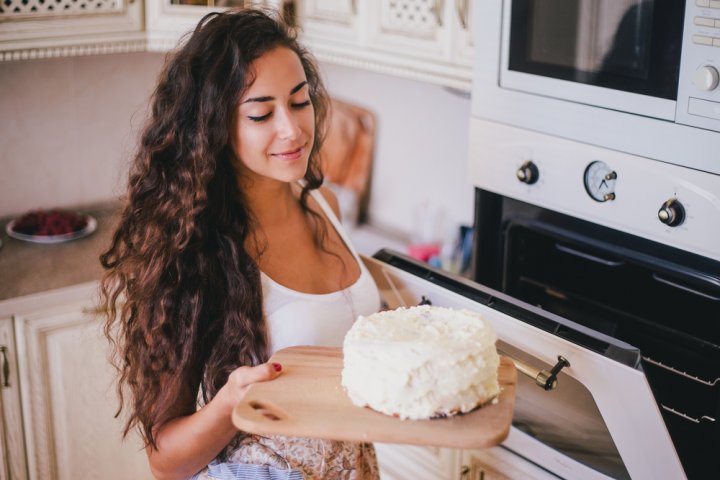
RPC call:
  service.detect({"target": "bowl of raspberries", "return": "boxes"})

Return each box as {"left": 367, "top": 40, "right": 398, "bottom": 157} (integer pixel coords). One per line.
{"left": 5, "top": 209, "right": 96, "bottom": 244}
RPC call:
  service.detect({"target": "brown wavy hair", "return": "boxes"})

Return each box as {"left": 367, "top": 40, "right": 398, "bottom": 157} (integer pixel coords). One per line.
{"left": 100, "top": 8, "right": 329, "bottom": 448}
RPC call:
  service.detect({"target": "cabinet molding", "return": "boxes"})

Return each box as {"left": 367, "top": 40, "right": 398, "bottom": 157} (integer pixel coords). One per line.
{"left": 0, "top": 37, "right": 147, "bottom": 61}
{"left": 306, "top": 46, "right": 472, "bottom": 92}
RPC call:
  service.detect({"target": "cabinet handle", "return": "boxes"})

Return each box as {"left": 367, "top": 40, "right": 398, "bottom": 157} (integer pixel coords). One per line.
{"left": 0, "top": 346, "right": 9, "bottom": 388}
{"left": 433, "top": 0, "right": 445, "bottom": 27}
{"left": 351, "top": 0, "right": 357, "bottom": 15}
{"left": 455, "top": 0, "right": 469, "bottom": 29}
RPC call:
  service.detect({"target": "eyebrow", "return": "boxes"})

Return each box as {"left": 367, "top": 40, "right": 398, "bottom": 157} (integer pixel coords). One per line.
{"left": 242, "top": 81, "right": 308, "bottom": 104}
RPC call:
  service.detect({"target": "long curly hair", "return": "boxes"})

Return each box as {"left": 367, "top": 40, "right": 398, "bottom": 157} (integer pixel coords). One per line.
{"left": 99, "top": 8, "right": 329, "bottom": 448}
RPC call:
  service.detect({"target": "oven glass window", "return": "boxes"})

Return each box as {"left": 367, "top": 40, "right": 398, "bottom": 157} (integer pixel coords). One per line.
{"left": 508, "top": 0, "right": 685, "bottom": 100}
{"left": 498, "top": 341, "right": 631, "bottom": 480}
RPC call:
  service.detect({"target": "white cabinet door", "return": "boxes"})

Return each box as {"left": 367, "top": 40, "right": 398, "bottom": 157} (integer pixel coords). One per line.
{"left": 375, "top": 443, "right": 459, "bottom": 480}
{"left": 0, "top": 0, "right": 144, "bottom": 60}
{"left": 299, "top": 0, "right": 362, "bottom": 44}
{"left": 367, "top": 0, "right": 448, "bottom": 62}
{"left": 14, "top": 301, "right": 151, "bottom": 480}
{"left": 147, "top": 0, "right": 286, "bottom": 51}
{"left": 459, "top": 446, "right": 559, "bottom": 480}
{"left": 0, "top": 316, "right": 28, "bottom": 480}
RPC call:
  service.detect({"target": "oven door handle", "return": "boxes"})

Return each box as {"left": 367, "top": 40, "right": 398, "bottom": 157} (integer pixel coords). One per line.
{"left": 652, "top": 273, "right": 720, "bottom": 301}
{"left": 555, "top": 243, "right": 625, "bottom": 267}
{"left": 508, "top": 355, "right": 570, "bottom": 391}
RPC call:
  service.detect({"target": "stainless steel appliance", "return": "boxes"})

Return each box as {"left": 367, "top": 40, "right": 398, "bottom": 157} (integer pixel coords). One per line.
{"left": 370, "top": 1, "right": 720, "bottom": 479}
{"left": 472, "top": 0, "right": 720, "bottom": 174}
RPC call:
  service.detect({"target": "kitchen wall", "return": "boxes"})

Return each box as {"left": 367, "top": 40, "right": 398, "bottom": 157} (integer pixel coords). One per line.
{"left": 0, "top": 52, "right": 474, "bottom": 240}
{"left": 0, "top": 52, "right": 162, "bottom": 218}
{"left": 322, "top": 63, "right": 474, "bottom": 241}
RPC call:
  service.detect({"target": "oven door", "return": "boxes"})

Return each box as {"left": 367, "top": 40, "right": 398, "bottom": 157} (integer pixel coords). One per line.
{"left": 362, "top": 251, "right": 685, "bottom": 480}
{"left": 500, "top": 0, "right": 685, "bottom": 120}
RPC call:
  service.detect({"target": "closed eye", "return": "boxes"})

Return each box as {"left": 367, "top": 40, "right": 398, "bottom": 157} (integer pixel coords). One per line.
{"left": 247, "top": 100, "right": 310, "bottom": 122}
{"left": 248, "top": 112, "right": 272, "bottom": 122}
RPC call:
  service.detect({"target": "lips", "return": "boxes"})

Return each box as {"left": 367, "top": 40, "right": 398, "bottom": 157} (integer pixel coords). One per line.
{"left": 270, "top": 145, "right": 305, "bottom": 161}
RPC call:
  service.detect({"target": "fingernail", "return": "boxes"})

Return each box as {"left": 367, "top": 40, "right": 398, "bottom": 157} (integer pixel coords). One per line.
{"left": 272, "top": 362, "right": 282, "bottom": 372}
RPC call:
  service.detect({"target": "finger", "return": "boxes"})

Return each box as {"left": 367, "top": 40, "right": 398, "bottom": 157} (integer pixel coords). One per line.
{"left": 234, "top": 362, "right": 282, "bottom": 388}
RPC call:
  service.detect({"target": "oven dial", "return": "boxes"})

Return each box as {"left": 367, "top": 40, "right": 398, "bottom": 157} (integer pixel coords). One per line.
{"left": 658, "top": 199, "right": 685, "bottom": 227}
{"left": 583, "top": 161, "right": 617, "bottom": 202}
{"left": 516, "top": 161, "right": 539, "bottom": 184}
{"left": 693, "top": 65, "right": 719, "bottom": 92}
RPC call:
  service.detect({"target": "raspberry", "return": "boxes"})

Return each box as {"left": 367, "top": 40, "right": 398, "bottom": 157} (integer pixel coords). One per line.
{"left": 13, "top": 209, "right": 87, "bottom": 236}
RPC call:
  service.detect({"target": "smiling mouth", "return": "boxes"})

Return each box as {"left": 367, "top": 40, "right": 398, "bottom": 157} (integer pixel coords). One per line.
{"left": 270, "top": 145, "right": 305, "bottom": 161}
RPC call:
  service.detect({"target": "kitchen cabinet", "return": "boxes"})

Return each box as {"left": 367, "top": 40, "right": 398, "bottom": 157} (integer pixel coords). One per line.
{"left": 298, "top": 0, "right": 362, "bottom": 45}
{"left": 0, "top": 0, "right": 286, "bottom": 61}
{"left": 375, "top": 443, "right": 461, "bottom": 480}
{"left": 458, "top": 446, "right": 558, "bottom": 480}
{"left": 0, "top": 283, "right": 151, "bottom": 480}
{"left": 297, "top": 0, "right": 474, "bottom": 91}
{"left": 0, "top": 316, "right": 27, "bottom": 480}
{"left": 0, "top": 0, "right": 145, "bottom": 61}
{"left": 145, "top": 0, "right": 281, "bottom": 51}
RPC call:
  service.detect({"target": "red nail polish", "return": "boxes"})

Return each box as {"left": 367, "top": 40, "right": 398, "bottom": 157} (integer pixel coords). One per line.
{"left": 272, "top": 362, "right": 282, "bottom": 372}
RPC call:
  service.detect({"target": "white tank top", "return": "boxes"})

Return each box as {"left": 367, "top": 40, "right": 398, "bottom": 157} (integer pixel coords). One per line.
{"left": 262, "top": 189, "right": 381, "bottom": 354}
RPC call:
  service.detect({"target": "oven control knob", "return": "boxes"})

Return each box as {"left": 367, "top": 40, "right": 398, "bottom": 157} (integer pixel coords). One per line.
{"left": 516, "top": 161, "right": 539, "bottom": 184}
{"left": 693, "top": 65, "right": 719, "bottom": 91}
{"left": 658, "top": 199, "right": 685, "bottom": 227}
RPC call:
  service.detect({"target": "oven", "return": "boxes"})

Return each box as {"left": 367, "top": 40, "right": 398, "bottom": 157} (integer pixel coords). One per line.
{"left": 364, "top": 165, "right": 719, "bottom": 479}
{"left": 363, "top": 246, "right": 690, "bottom": 480}
{"left": 368, "top": 1, "right": 719, "bottom": 478}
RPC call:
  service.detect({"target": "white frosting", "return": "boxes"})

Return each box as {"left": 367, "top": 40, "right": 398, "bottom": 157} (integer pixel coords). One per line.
{"left": 341, "top": 305, "right": 500, "bottom": 420}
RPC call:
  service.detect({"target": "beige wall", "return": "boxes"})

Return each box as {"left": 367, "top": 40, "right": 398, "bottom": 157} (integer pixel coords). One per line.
{"left": 0, "top": 52, "right": 165, "bottom": 218}
{"left": 0, "top": 52, "right": 473, "bottom": 239}
{"left": 322, "top": 63, "right": 473, "bottom": 239}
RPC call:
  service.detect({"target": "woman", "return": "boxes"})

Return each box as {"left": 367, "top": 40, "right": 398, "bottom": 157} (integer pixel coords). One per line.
{"left": 100, "top": 8, "right": 380, "bottom": 480}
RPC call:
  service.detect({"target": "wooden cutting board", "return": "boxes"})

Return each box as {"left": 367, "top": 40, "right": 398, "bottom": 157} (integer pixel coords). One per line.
{"left": 232, "top": 346, "right": 517, "bottom": 449}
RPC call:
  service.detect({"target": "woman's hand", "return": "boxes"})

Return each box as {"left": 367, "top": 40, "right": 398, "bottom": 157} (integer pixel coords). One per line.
{"left": 217, "top": 362, "right": 283, "bottom": 415}
{"left": 147, "top": 361, "right": 283, "bottom": 480}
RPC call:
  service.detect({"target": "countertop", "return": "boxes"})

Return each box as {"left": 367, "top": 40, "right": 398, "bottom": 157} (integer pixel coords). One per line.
{"left": 0, "top": 203, "right": 119, "bottom": 302}
{"left": 0, "top": 203, "right": 409, "bottom": 303}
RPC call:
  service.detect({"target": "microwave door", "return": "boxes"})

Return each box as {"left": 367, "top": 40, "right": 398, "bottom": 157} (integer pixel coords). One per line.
{"left": 361, "top": 251, "right": 686, "bottom": 480}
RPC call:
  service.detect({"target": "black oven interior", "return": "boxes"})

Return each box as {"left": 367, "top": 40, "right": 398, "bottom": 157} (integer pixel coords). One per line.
{"left": 473, "top": 188, "right": 720, "bottom": 480}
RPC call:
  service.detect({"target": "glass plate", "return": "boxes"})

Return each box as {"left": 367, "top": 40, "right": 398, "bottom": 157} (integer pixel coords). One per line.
{"left": 5, "top": 214, "right": 97, "bottom": 244}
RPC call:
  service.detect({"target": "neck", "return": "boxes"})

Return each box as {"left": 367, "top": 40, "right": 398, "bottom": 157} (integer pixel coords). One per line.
{"left": 240, "top": 174, "right": 300, "bottom": 226}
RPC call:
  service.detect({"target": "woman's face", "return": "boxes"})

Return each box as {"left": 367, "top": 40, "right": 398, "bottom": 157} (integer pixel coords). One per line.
{"left": 232, "top": 47, "right": 315, "bottom": 185}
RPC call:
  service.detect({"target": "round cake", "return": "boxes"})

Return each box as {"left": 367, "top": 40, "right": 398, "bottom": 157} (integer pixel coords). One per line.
{"left": 341, "top": 305, "right": 500, "bottom": 420}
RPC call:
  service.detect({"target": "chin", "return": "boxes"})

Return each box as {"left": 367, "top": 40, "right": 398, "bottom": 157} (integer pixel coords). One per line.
{"left": 279, "top": 159, "right": 310, "bottom": 183}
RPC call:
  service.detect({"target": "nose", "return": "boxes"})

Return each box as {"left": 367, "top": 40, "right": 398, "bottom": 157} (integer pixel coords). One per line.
{"left": 275, "top": 106, "right": 301, "bottom": 141}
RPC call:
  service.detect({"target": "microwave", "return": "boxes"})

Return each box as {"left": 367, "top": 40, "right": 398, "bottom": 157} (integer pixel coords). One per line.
{"left": 472, "top": 0, "right": 720, "bottom": 175}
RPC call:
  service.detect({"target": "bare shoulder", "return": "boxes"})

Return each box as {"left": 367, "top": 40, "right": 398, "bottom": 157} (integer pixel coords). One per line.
{"left": 317, "top": 185, "right": 342, "bottom": 221}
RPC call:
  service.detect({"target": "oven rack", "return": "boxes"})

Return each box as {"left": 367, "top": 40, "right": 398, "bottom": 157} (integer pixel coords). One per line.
{"left": 660, "top": 404, "right": 716, "bottom": 425}
{"left": 642, "top": 355, "right": 719, "bottom": 386}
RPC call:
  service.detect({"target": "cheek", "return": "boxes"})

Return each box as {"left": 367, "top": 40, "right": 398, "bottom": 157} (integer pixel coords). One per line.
{"left": 303, "top": 109, "right": 316, "bottom": 141}
{"left": 236, "top": 124, "right": 273, "bottom": 162}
